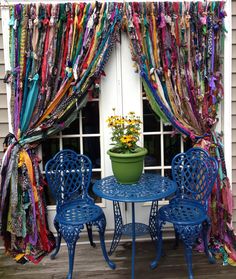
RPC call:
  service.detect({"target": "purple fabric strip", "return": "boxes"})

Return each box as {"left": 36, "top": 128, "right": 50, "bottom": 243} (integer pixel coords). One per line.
{"left": 210, "top": 28, "right": 215, "bottom": 99}
{"left": 184, "top": 65, "right": 202, "bottom": 127}
{"left": 14, "top": 5, "right": 21, "bottom": 136}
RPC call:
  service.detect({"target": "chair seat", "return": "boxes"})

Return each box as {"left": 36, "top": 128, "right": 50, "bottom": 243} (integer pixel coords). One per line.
{"left": 56, "top": 202, "right": 103, "bottom": 226}
{"left": 159, "top": 199, "right": 207, "bottom": 226}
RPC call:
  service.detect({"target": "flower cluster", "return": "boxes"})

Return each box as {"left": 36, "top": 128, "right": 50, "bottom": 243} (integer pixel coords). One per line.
{"left": 107, "top": 110, "right": 142, "bottom": 153}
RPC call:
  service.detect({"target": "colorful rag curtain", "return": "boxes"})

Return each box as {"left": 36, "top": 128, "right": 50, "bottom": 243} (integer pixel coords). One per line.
{"left": 1, "top": 0, "right": 235, "bottom": 267}
{"left": 125, "top": 1, "right": 236, "bottom": 265}
{"left": 0, "top": 2, "right": 122, "bottom": 263}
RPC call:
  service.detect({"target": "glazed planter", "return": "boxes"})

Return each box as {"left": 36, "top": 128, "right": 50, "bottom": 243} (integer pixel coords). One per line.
{"left": 107, "top": 147, "right": 148, "bottom": 184}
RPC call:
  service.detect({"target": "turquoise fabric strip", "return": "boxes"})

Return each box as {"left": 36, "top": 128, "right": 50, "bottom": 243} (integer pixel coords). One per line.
{"left": 20, "top": 74, "right": 39, "bottom": 133}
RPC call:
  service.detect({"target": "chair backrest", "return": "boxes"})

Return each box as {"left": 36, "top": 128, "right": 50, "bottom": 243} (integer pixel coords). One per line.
{"left": 171, "top": 147, "right": 218, "bottom": 208}
{"left": 45, "top": 149, "right": 92, "bottom": 207}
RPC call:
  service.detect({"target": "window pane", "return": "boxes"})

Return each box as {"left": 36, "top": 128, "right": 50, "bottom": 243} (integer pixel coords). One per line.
{"left": 184, "top": 138, "right": 193, "bottom": 151}
{"left": 82, "top": 101, "right": 99, "bottom": 134}
{"left": 62, "top": 138, "right": 80, "bottom": 153}
{"left": 164, "top": 169, "right": 172, "bottom": 179}
{"left": 163, "top": 123, "right": 173, "bottom": 131}
{"left": 42, "top": 138, "right": 59, "bottom": 168}
{"left": 43, "top": 174, "right": 56, "bottom": 205}
{"left": 83, "top": 137, "right": 100, "bottom": 168}
{"left": 62, "top": 118, "right": 80, "bottom": 135}
{"left": 143, "top": 100, "right": 160, "bottom": 132}
{"left": 90, "top": 172, "right": 102, "bottom": 203}
{"left": 164, "top": 134, "right": 181, "bottom": 166}
{"left": 144, "top": 169, "right": 161, "bottom": 175}
{"left": 144, "top": 135, "right": 161, "bottom": 166}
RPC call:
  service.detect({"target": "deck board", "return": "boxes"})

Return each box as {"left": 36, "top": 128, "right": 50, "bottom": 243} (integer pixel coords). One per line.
{"left": 0, "top": 239, "right": 236, "bottom": 279}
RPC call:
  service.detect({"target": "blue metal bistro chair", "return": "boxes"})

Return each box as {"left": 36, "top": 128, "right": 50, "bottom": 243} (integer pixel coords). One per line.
{"left": 151, "top": 147, "right": 218, "bottom": 279}
{"left": 45, "top": 149, "right": 115, "bottom": 279}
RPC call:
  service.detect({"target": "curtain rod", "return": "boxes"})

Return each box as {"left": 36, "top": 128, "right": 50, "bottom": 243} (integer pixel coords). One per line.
{"left": 0, "top": 0, "right": 229, "bottom": 5}
{"left": 0, "top": 0, "right": 228, "bottom": 8}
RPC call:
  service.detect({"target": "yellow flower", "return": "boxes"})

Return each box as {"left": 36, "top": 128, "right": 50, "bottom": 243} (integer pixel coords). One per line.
{"left": 107, "top": 110, "right": 142, "bottom": 153}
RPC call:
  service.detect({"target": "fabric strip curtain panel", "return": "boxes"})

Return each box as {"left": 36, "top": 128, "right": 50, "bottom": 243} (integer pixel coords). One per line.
{"left": 0, "top": 1, "right": 235, "bottom": 266}
{"left": 124, "top": 1, "right": 236, "bottom": 265}
{"left": 0, "top": 2, "right": 123, "bottom": 263}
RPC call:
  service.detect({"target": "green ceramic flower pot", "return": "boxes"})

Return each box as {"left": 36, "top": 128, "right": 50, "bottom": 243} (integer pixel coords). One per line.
{"left": 107, "top": 147, "right": 148, "bottom": 184}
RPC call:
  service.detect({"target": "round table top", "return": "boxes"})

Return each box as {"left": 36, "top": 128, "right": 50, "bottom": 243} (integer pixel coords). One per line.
{"left": 93, "top": 173, "right": 177, "bottom": 203}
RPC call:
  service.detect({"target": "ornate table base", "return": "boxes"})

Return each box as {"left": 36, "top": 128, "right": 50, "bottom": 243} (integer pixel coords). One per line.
{"left": 108, "top": 201, "right": 159, "bottom": 279}
{"left": 93, "top": 174, "right": 177, "bottom": 279}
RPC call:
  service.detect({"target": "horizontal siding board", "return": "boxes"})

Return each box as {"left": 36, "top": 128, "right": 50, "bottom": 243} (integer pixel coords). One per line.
{"left": 233, "top": 129, "right": 236, "bottom": 142}
{"left": 232, "top": 88, "right": 236, "bottom": 101}
{"left": 233, "top": 116, "right": 236, "bottom": 128}
{"left": 233, "top": 59, "right": 236, "bottom": 73}
{"left": 233, "top": 30, "right": 236, "bottom": 44}
{"left": 0, "top": 152, "right": 3, "bottom": 163}
{"left": 0, "top": 80, "right": 7, "bottom": 94}
{"left": 0, "top": 123, "right": 9, "bottom": 137}
{"left": 233, "top": 143, "right": 236, "bottom": 156}
{"left": 233, "top": 101, "right": 236, "bottom": 114}
{"left": 0, "top": 94, "right": 7, "bottom": 108}
{"left": 233, "top": 170, "right": 236, "bottom": 183}
{"left": 232, "top": 73, "right": 236, "bottom": 87}
{"left": 233, "top": 45, "right": 236, "bottom": 58}
{"left": 0, "top": 108, "right": 8, "bottom": 123}
{"left": 0, "top": 138, "right": 3, "bottom": 153}
{"left": 0, "top": 34, "right": 3, "bottom": 49}
{"left": 232, "top": 183, "right": 236, "bottom": 196}
{"left": 0, "top": 50, "right": 4, "bottom": 64}
{"left": 232, "top": 182, "right": 236, "bottom": 196}
{"left": 233, "top": 59, "right": 236, "bottom": 74}
{"left": 233, "top": 1, "right": 236, "bottom": 15}
{"left": 233, "top": 157, "right": 236, "bottom": 168}
{"left": 0, "top": 65, "right": 5, "bottom": 79}
{"left": 233, "top": 15, "right": 236, "bottom": 28}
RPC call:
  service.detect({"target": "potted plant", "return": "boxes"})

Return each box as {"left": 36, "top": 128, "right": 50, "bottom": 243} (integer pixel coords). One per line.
{"left": 107, "top": 110, "right": 148, "bottom": 184}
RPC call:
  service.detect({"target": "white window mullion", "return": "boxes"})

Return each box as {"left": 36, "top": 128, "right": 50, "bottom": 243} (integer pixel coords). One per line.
{"left": 160, "top": 119, "right": 164, "bottom": 176}
{"left": 181, "top": 136, "right": 184, "bottom": 153}
{"left": 79, "top": 110, "right": 83, "bottom": 154}
{"left": 59, "top": 132, "right": 63, "bottom": 150}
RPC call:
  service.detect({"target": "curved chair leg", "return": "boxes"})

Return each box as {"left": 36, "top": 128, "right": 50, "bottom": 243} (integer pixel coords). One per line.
{"left": 177, "top": 224, "right": 202, "bottom": 279}
{"left": 150, "top": 219, "right": 164, "bottom": 269}
{"left": 86, "top": 223, "right": 96, "bottom": 247}
{"left": 60, "top": 224, "right": 83, "bottom": 279}
{"left": 96, "top": 214, "right": 116, "bottom": 270}
{"left": 67, "top": 242, "right": 77, "bottom": 279}
{"left": 202, "top": 220, "right": 216, "bottom": 264}
{"left": 173, "top": 229, "right": 179, "bottom": 250}
{"left": 51, "top": 219, "right": 62, "bottom": 259}
{"left": 184, "top": 244, "right": 194, "bottom": 279}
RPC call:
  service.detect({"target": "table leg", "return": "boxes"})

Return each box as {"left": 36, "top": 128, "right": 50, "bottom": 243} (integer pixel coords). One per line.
{"left": 109, "top": 201, "right": 123, "bottom": 255}
{"left": 131, "top": 202, "right": 136, "bottom": 279}
{"left": 149, "top": 200, "right": 159, "bottom": 241}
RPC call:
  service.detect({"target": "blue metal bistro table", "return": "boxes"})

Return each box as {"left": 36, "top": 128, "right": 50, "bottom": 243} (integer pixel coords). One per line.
{"left": 93, "top": 173, "right": 177, "bottom": 279}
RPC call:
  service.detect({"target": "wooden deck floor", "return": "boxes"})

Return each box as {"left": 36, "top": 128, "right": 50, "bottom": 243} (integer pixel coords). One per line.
{"left": 1, "top": 238, "right": 236, "bottom": 279}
